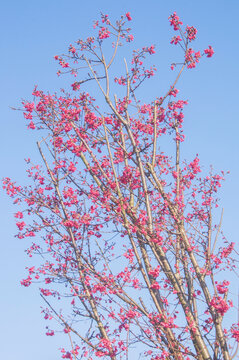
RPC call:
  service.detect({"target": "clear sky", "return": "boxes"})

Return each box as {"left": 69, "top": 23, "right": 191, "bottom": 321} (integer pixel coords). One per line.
{"left": 1, "top": 0, "right": 239, "bottom": 359}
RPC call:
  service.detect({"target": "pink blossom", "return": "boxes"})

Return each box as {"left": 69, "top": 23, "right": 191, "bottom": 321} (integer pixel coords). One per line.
{"left": 186, "top": 26, "right": 197, "bottom": 41}
{"left": 23, "top": 102, "right": 34, "bottom": 112}
{"left": 169, "top": 12, "right": 183, "bottom": 31}
{"left": 16, "top": 221, "right": 26, "bottom": 230}
{"left": 231, "top": 324, "right": 239, "bottom": 342}
{"left": 21, "top": 276, "right": 32, "bottom": 287}
{"left": 210, "top": 296, "right": 230, "bottom": 316}
{"left": 143, "top": 45, "right": 156, "bottom": 54}
{"left": 169, "top": 88, "right": 179, "bottom": 97}
{"left": 46, "top": 330, "right": 55, "bottom": 336}
{"left": 69, "top": 44, "right": 76, "bottom": 54}
{"left": 126, "top": 12, "right": 132, "bottom": 21}
{"left": 14, "top": 211, "right": 23, "bottom": 219}
{"left": 216, "top": 280, "right": 229, "bottom": 295}
{"left": 204, "top": 46, "right": 214, "bottom": 57}
{"left": 170, "top": 35, "right": 182, "bottom": 45}
{"left": 68, "top": 162, "right": 77, "bottom": 172}
{"left": 71, "top": 82, "right": 80, "bottom": 91}
{"left": 99, "top": 27, "right": 110, "bottom": 39}
{"left": 126, "top": 34, "right": 134, "bottom": 42}
{"left": 28, "top": 121, "right": 36, "bottom": 130}
{"left": 148, "top": 266, "right": 160, "bottom": 278}
{"left": 150, "top": 281, "right": 161, "bottom": 290}
{"left": 220, "top": 242, "right": 235, "bottom": 259}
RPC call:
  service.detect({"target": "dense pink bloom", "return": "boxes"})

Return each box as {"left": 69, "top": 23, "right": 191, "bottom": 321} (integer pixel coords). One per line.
{"left": 3, "top": 12, "right": 227, "bottom": 360}
{"left": 210, "top": 296, "right": 230, "bottom": 316}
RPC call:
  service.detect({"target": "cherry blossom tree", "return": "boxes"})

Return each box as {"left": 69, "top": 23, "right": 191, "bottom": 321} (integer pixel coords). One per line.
{"left": 3, "top": 12, "right": 238, "bottom": 360}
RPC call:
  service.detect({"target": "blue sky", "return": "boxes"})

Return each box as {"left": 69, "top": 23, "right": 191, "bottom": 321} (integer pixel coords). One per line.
{"left": 1, "top": 0, "right": 239, "bottom": 359}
